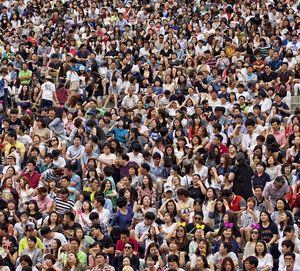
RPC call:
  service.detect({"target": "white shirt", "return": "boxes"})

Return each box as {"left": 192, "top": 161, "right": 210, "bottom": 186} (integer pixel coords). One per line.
{"left": 41, "top": 81, "right": 55, "bottom": 101}
{"left": 279, "top": 252, "right": 300, "bottom": 270}
{"left": 128, "top": 152, "right": 143, "bottom": 166}
{"left": 242, "top": 133, "right": 259, "bottom": 148}
{"left": 257, "top": 253, "right": 273, "bottom": 271}
{"left": 91, "top": 208, "right": 111, "bottom": 225}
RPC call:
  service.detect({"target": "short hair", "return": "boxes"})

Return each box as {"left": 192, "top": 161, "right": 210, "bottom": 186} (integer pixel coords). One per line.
{"left": 144, "top": 212, "right": 155, "bottom": 220}
{"left": 120, "top": 228, "right": 130, "bottom": 236}
{"left": 167, "top": 254, "right": 179, "bottom": 264}
{"left": 244, "top": 256, "right": 258, "bottom": 267}
{"left": 282, "top": 240, "right": 295, "bottom": 252}
{"left": 69, "top": 237, "right": 80, "bottom": 245}
{"left": 274, "top": 176, "right": 286, "bottom": 185}
{"left": 284, "top": 251, "right": 295, "bottom": 260}
{"left": 64, "top": 211, "right": 75, "bottom": 221}
{"left": 94, "top": 197, "right": 105, "bottom": 207}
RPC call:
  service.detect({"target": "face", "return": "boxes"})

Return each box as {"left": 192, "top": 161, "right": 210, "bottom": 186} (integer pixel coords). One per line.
{"left": 122, "top": 257, "right": 131, "bottom": 266}
{"left": 256, "top": 242, "right": 265, "bottom": 254}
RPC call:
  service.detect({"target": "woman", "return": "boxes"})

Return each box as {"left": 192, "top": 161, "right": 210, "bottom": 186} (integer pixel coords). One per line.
{"left": 242, "top": 226, "right": 260, "bottom": 261}
{"left": 141, "top": 225, "right": 164, "bottom": 254}
{"left": 50, "top": 239, "right": 65, "bottom": 268}
{"left": 137, "top": 175, "right": 157, "bottom": 204}
{"left": 259, "top": 211, "right": 278, "bottom": 248}
{"left": 110, "top": 119, "right": 129, "bottom": 145}
{"left": 189, "top": 238, "right": 212, "bottom": 269}
{"left": 254, "top": 240, "right": 273, "bottom": 271}
{"left": 49, "top": 107, "right": 67, "bottom": 155}
{"left": 165, "top": 238, "right": 186, "bottom": 268}
{"left": 45, "top": 211, "right": 63, "bottom": 233}
{"left": 74, "top": 228, "right": 87, "bottom": 251}
{"left": 26, "top": 200, "right": 43, "bottom": 228}
{"left": 270, "top": 198, "right": 293, "bottom": 225}
{"left": 277, "top": 210, "right": 296, "bottom": 238}
{"left": 161, "top": 212, "right": 177, "bottom": 240}
{"left": 101, "top": 179, "right": 117, "bottom": 210}
{"left": 194, "top": 254, "right": 210, "bottom": 271}
{"left": 220, "top": 257, "right": 235, "bottom": 271}
{"left": 63, "top": 252, "right": 84, "bottom": 271}
{"left": 31, "top": 118, "right": 50, "bottom": 145}
{"left": 202, "top": 188, "right": 217, "bottom": 223}
{"left": 208, "top": 199, "right": 227, "bottom": 230}
{"left": 0, "top": 234, "right": 18, "bottom": 271}
{"left": 17, "top": 177, "right": 34, "bottom": 211}
{"left": 98, "top": 143, "right": 116, "bottom": 169}
{"left": 252, "top": 162, "right": 271, "bottom": 189}
{"left": 265, "top": 156, "right": 281, "bottom": 181}
{"left": 133, "top": 195, "right": 156, "bottom": 223}
{"left": 175, "top": 225, "right": 190, "bottom": 254}
{"left": 20, "top": 236, "right": 43, "bottom": 269}
{"left": 213, "top": 226, "right": 240, "bottom": 255}
{"left": 210, "top": 242, "right": 238, "bottom": 271}
{"left": 158, "top": 199, "right": 179, "bottom": 222}
{"left": 0, "top": 211, "right": 13, "bottom": 235}
{"left": 1, "top": 178, "right": 18, "bottom": 203}
{"left": 240, "top": 197, "right": 260, "bottom": 242}
{"left": 145, "top": 254, "right": 159, "bottom": 271}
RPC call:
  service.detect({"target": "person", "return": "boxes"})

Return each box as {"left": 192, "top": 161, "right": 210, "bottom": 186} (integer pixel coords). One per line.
{"left": 244, "top": 256, "right": 259, "bottom": 271}
{"left": 263, "top": 176, "right": 290, "bottom": 213}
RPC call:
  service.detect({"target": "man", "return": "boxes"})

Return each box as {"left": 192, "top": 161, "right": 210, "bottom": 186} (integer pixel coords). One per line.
{"left": 65, "top": 135, "right": 85, "bottom": 164}
{"left": 134, "top": 212, "right": 156, "bottom": 244}
{"left": 221, "top": 189, "right": 246, "bottom": 213}
{"left": 39, "top": 153, "right": 58, "bottom": 173}
{"left": 278, "top": 226, "right": 300, "bottom": 254}
{"left": 268, "top": 117, "right": 286, "bottom": 147}
{"left": 63, "top": 164, "right": 81, "bottom": 191}
{"left": 52, "top": 188, "right": 75, "bottom": 215}
{"left": 121, "top": 87, "right": 138, "bottom": 109}
{"left": 4, "top": 131, "right": 25, "bottom": 162}
{"left": 117, "top": 154, "right": 139, "bottom": 178}
{"left": 284, "top": 252, "right": 299, "bottom": 271}
{"left": 241, "top": 118, "right": 259, "bottom": 152}
{"left": 62, "top": 211, "right": 82, "bottom": 238}
{"left": 18, "top": 225, "right": 44, "bottom": 254}
{"left": 40, "top": 225, "right": 68, "bottom": 253}
{"left": 14, "top": 212, "right": 35, "bottom": 240}
{"left": 90, "top": 224, "right": 114, "bottom": 257}
{"left": 91, "top": 197, "right": 111, "bottom": 225}
{"left": 127, "top": 143, "right": 143, "bottom": 166}
{"left": 18, "top": 63, "right": 32, "bottom": 86}
{"left": 115, "top": 242, "right": 139, "bottom": 271}
{"left": 253, "top": 186, "right": 267, "bottom": 212}
{"left": 263, "top": 176, "right": 290, "bottom": 212}
{"left": 115, "top": 229, "right": 138, "bottom": 256}
{"left": 93, "top": 252, "right": 115, "bottom": 271}
{"left": 63, "top": 238, "right": 87, "bottom": 265}
{"left": 37, "top": 75, "right": 58, "bottom": 108}
{"left": 17, "top": 160, "right": 41, "bottom": 189}
{"left": 16, "top": 125, "right": 32, "bottom": 152}
{"left": 244, "top": 256, "right": 259, "bottom": 271}
{"left": 31, "top": 187, "right": 52, "bottom": 214}
{"left": 279, "top": 240, "right": 300, "bottom": 270}
{"left": 229, "top": 152, "right": 254, "bottom": 200}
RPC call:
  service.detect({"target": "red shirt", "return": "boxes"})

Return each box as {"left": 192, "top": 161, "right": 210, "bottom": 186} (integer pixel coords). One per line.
{"left": 22, "top": 171, "right": 41, "bottom": 189}
{"left": 115, "top": 238, "right": 139, "bottom": 254}
{"left": 230, "top": 195, "right": 246, "bottom": 212}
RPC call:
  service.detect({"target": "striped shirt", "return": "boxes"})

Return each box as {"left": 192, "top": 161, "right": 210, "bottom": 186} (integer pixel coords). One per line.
{"left": 54, "top": 197, "right": 74, "bottom": 215}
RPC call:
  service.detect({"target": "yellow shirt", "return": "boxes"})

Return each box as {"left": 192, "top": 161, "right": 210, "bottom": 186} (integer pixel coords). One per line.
{"left": 18, "top": 237, "right": 44, "bottom": 253}
{"left": 5, "top": 141, "right": 25, "bottom": 158}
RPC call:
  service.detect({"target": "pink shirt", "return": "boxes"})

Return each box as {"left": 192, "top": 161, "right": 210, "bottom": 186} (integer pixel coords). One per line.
{"left": 33, "top": 196, "right": 53, "bottom": 213}
{"left": 273, "top": 130, "right": 286, "bottom": 146}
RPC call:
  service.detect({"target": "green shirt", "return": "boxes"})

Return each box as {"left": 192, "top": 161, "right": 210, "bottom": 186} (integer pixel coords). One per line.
{"left": 63, "top": 250, "right": 87, "bottom": 265}
{"left": 18, "top": 236, "right": 44, "bottom": 253}
{"left": 19, "top": 70, "right": 32, "bottom": 85}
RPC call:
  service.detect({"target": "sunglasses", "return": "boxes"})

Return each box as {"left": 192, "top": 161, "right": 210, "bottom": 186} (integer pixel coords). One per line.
{"left": 251, "top": 231, "right": 259, "bottom": 234}
{"left": 124, "top": 246, "right": 132, "bottom": 249}
{"left": 194, "top": 217, "right": 201, "bottom": 221}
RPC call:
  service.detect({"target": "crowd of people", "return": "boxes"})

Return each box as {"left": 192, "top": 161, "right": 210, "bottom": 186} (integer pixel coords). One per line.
{"left": 0, "top": 0, "right": 299, "bottom": 271}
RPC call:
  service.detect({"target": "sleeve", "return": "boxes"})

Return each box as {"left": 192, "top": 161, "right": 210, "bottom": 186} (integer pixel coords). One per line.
{"left": 240, "top": 198, "right": 247, "bottom": 209}
{"left": 266, "top": 253, "right": 274, "bottom": 269}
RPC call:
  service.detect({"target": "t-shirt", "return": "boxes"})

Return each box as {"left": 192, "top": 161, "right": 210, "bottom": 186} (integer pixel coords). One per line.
{"left": 41, "top": 81, "right": 56, "bottom": 101}
{"left": 260, "top": 222, "right": 278, "bottom": 243}
{"left": 43, "top": 232, "right": 68, "bottom": 253}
